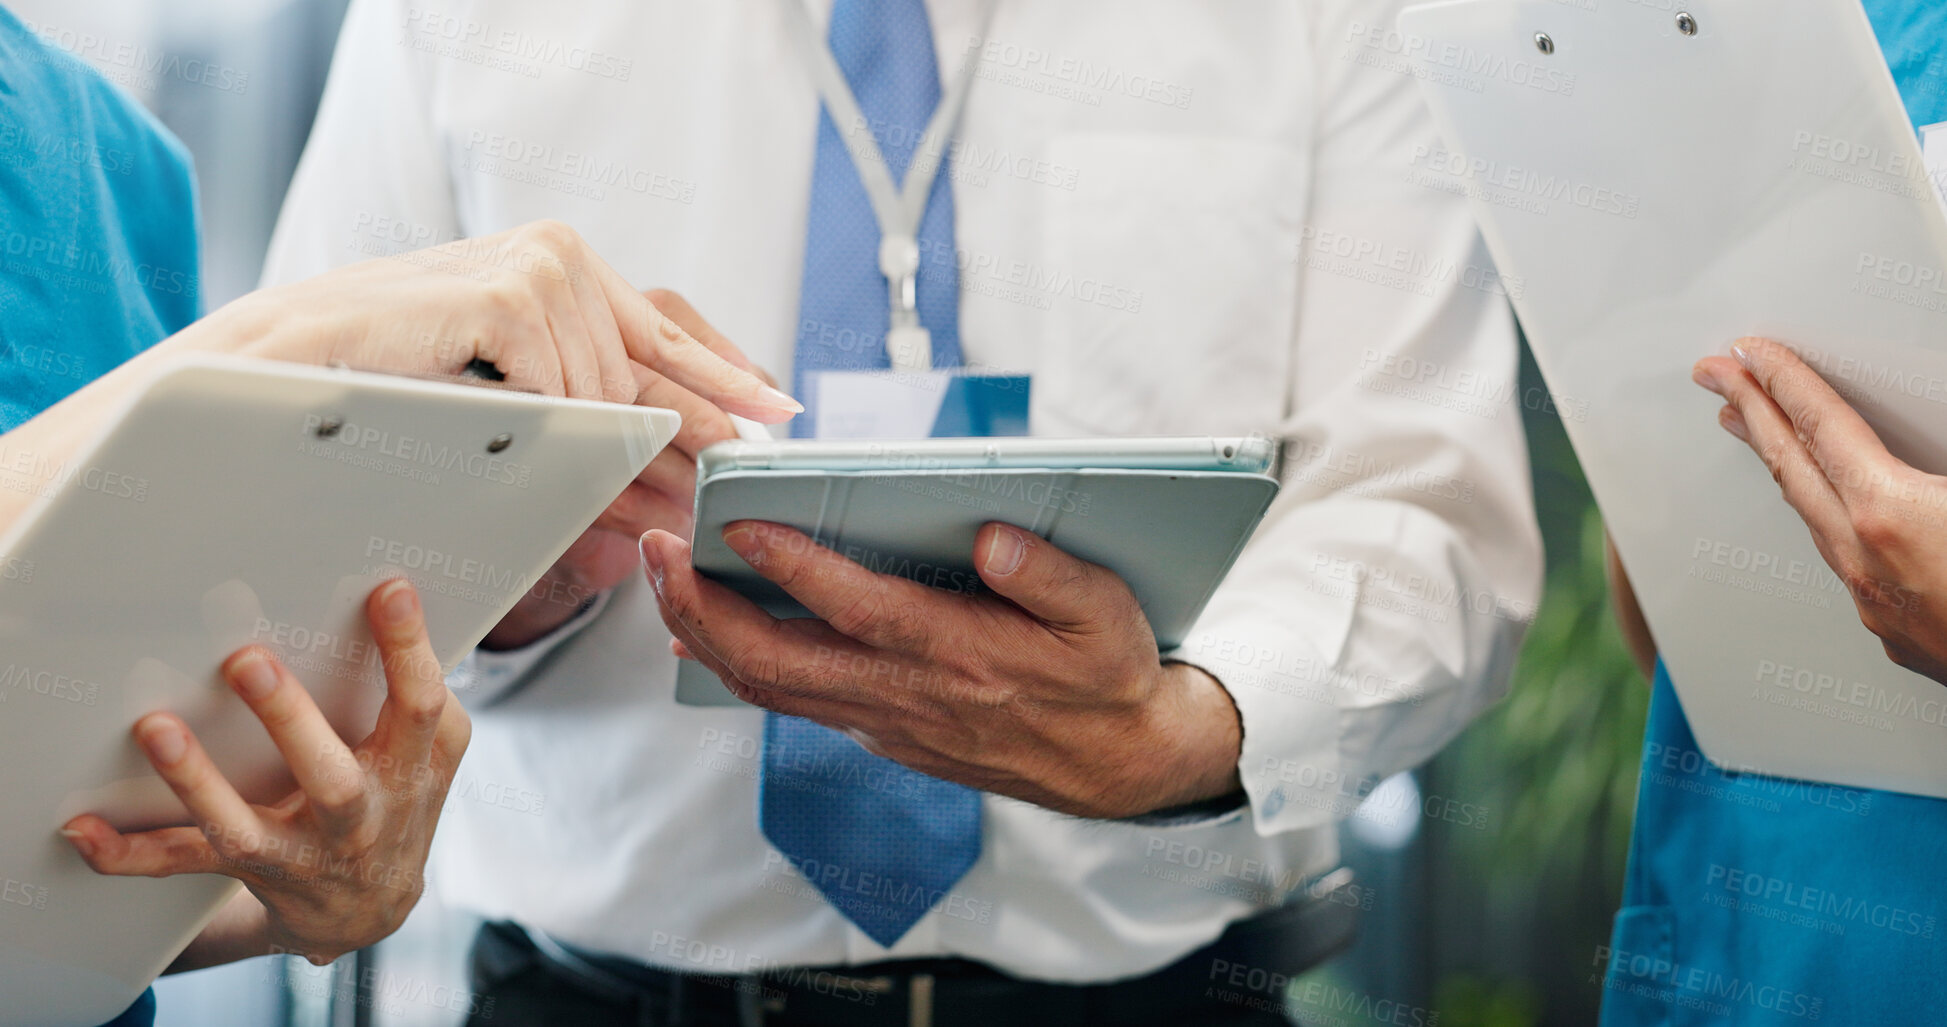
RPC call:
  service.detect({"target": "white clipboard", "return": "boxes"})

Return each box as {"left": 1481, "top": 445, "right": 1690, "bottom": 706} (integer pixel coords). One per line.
{"left": 0, "top": 354, "right": 676, "bottom": 1026}
{"left": 1398, "top": 0, "right": 1947, "bottom": 797}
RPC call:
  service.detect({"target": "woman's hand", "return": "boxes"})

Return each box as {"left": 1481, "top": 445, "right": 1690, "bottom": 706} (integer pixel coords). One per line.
{"left": 170, "top": 219, "right": 799, "bottom": 422}
{"left": 1695, "top": 337, "right": 1947, "bottom": 683}
{"left": 484, "top": 290, "right": 764, "bottom": 649}
{"left": 58, "top": 579, "right": 470, "bottom": 968}
{"left": 0, "top": 220, "right": 799, "bottom": 539}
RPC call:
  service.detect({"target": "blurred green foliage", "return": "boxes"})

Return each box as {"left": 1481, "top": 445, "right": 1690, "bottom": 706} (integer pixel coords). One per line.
{"left": 1421, "top": 346, "right": 1652, "bottom": 1025}
{"left": 1281, "top": 346, "right": 1655, "bottom": 1027}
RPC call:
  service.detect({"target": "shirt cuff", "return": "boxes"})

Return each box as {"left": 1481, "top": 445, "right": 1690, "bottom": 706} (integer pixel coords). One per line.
{"left": 1170, "top": 620, "right": 1363, "bottom": 838}
{"left": 447, "top": 590, "right": 612, "bottom": 707}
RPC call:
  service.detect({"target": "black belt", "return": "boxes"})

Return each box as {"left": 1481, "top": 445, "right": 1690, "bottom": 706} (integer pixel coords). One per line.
{"left": 479, "top": 868, "right": 1360, "bottom": 1027}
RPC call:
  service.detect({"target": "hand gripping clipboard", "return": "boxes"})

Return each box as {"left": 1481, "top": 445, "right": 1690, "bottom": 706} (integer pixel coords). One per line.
{"left": 1397, "top": 0, "right": 1947, "bottom": 797}
{"left": 0, "top": 354, "right": 677, "bottom": 1026}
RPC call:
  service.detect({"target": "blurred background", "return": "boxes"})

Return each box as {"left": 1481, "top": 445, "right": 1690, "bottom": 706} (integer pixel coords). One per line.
{"left": 9, "top": 1, "right": 1650, "bottom": 1023}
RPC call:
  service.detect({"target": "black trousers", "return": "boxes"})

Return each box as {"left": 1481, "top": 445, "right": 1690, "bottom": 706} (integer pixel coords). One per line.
{"left": 463, "top": 891, "right": 1355, "bottom": 1027}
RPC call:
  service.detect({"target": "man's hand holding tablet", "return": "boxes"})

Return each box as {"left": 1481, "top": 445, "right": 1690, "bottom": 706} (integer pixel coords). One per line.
{"left": 643, "top": 522, "right": 1246, "bottom": 820}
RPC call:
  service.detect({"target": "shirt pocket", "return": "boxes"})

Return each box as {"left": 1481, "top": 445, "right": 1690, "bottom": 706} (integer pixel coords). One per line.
{"left": 1597, "top": 904, "right": 1676, "bottom": 1027}
{"left": 1032, "top": 134, "right": 1308, "bottom": 437}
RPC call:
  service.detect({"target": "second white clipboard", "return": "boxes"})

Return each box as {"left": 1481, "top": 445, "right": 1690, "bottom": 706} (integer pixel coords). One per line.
{"left": 1399, "top": 0, "right": 1947, "bottom": 797}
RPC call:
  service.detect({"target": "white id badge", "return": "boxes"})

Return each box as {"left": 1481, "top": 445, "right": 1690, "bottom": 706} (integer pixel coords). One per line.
{"left": 811, "top": 369, "right": 1030, "bottom": 439}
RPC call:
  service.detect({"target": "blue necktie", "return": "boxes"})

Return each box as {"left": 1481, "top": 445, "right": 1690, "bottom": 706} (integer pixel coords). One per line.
{"left": 764, "top": 0, "right": 982, "bottom": 948}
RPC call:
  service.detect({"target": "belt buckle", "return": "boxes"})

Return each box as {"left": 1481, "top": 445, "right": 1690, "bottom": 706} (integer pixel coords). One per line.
{"left": 907, "top": 973, "right": 935, "bottom": 1027}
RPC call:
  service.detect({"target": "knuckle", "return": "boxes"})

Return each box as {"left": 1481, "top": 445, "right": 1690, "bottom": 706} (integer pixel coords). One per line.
{"left": 398, "top": 687, "right": 448, "bottom": 731}
{"left": 521, "top": 218, "right": 582, "bottom": 254}
{"left": 204, "top": 826, "right": 248, "bottom": 862}
{"left": 721, "top": 637, "right": 782, "bottom": 687}
{"left": 1849, "top": 505, "right": 1899, "bottom": 549}
{"left": 643, "top": 287, "right": 685, "bottom": 311}
{"left": 1758, "top": 441, "right": 1791, "bottom": 486}
{"left": 447, "top": 705, "right": 474, "bottom": 753}
{"left": 723, "top": 675, "right": 767, "bottom": 706}
{"left": 872, "top": 602, "right": 931, "bottom": 653}
{"left": 827, "top": 584, "right": 889, "bottom": 638}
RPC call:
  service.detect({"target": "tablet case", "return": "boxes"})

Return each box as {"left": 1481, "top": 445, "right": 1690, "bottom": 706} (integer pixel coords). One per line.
{"left": 1399, "top": 0, "right": 1947, "bottom": 796}
{"left": 681, "top": 450, "right": 1280, "bottom": 706}
{"left": 0, "top": 354, "right": 676, "bottom": 1025}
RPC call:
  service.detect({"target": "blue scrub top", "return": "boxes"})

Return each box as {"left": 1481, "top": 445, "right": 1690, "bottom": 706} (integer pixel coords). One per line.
{"left": 0, "top": 6, "right": 200, "bottom": 1026}
{"left": 0, "top": 3, "right": 199, "bottom": 433}
{"left": 1601, "top": 11, "right": 1947, "bottom": 1024}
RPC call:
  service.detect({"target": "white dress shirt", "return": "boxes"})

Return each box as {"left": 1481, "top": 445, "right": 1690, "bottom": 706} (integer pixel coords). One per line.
{"left": 262, "top": 0, "right": 1543, "bottom": 983}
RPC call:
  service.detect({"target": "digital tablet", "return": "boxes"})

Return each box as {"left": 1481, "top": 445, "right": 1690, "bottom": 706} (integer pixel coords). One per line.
{"left": 678, "top": 436, "right": 1281, "bottom": 706}
{"left": 0, "top": 354, "right": 678, "bottom": 1025}
{"left": 1398, "top": 0, "right": 1947, "bottom": 796}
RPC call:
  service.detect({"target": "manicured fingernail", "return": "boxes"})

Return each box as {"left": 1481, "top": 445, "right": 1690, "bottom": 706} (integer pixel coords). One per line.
{"left": 230, "top": 650, "right": 280, "bottom": 701}
{"left": 985, "top": 526, "right": 1027, "bottom": 576}
{"left": 379, "top": 579, "right": 418, "bottom": 624}
{"left": 758, "top": 385, "right": 804, "bottom": 414}
{"left": 59, "top": 828, "right": 93, "bottom": 858}
{"left": 640, "top": 533, "right": 665, "bottom": 592}
{"left": 1731, "top": 344, "right": 1753, "bottom": 370}
{"left": 1691, "top": 364, "right": 1723, "bottom": 395}
{"left": 138, "top": 720, "right": 188, "bottom": 766}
